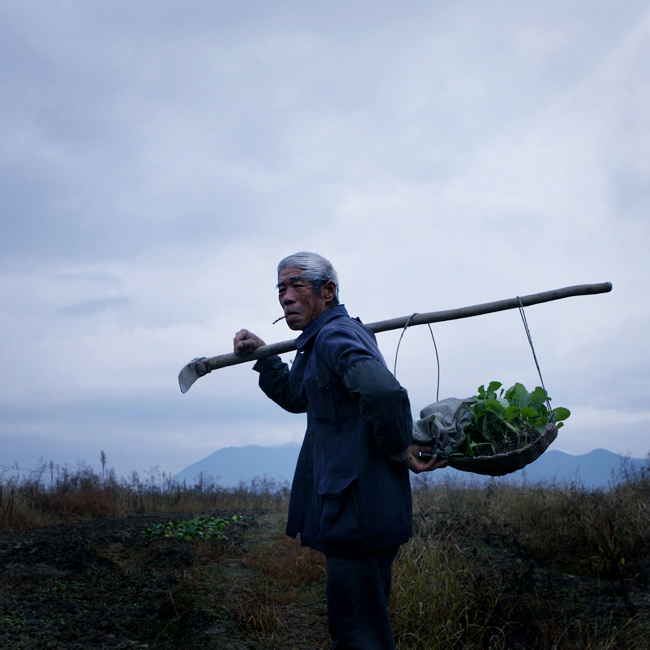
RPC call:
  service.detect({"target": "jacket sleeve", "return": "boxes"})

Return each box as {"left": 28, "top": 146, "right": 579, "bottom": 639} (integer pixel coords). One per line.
{"left": 343, "top": 357, "right": 413, "bottom": 456}
{"left": 253, "top": 355, "right": 307, "bottom": 414}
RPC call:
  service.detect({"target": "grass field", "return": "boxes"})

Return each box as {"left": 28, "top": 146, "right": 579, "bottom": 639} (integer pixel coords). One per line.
{"left": 1, "top": 455, "right": 649, "bottom": 649}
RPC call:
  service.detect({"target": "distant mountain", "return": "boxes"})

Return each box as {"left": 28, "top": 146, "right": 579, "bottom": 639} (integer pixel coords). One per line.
{"left": 174, "top": 443, "right": 300, "bottom": 487}
{"left": 174, "top": 444, "right": 645, "bottom": 490}
{"left": 501, "top": 448, "right": 643, "bottom": 488}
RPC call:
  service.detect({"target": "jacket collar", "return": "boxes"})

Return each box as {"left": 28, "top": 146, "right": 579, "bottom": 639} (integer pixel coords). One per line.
{"left": 295, "top": 304, "right": 349, "bottom": 350}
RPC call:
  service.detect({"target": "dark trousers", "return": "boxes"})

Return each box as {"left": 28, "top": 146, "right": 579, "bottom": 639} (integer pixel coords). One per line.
{"left": 325, "top": 545, "right": 400, "bottom": 650}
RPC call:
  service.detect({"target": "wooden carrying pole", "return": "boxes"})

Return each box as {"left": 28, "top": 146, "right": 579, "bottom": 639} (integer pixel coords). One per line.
{"left": 200, "top": 282, "right": 612, "bottom": 372}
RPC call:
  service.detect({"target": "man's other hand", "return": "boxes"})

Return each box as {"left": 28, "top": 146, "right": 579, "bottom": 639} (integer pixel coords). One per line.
{"left": 234, "top": 329, "right": 266, "bottom": 356}
{"left": 392, "top": 443, "right": 448, "bottom": 474}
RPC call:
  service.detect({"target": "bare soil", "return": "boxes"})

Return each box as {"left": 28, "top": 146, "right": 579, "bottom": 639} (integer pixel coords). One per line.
{"left": 2, "top": 509, "right": 649, "bottom": 649}
{"left": 0, "top": 510, "right": 316, "bottom": 650}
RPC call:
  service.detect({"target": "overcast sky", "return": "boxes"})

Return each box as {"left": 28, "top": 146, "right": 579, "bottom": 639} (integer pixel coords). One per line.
{"left": 1, "top": 1, "right": 648, "bottom": 480}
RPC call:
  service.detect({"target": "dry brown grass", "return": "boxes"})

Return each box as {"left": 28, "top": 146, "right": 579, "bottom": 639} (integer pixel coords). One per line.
{"left": 3, "top": 455, "right": 650, "bottom": 649}
{"left": 223, "top": 515, "right": 328, "bottom": 648}
{"left": 0, "top": 461, "right": 290, "bottom": 533}
{"left": 392, "top": 468, "right": 650, "bottom": 650}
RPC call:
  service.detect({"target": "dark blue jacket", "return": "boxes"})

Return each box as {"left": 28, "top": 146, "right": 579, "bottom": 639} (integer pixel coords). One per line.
{"left": 254, "top": 305, "right": 413, "bottom": 555}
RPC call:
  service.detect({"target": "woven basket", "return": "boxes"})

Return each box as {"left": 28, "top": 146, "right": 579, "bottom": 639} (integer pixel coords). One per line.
{"left": 447, "top": 420, "right": 558, "bottom": 477}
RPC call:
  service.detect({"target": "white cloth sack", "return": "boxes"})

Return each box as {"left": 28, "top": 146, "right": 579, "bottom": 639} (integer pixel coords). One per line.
{"left": 412, "top": 397, "right": 477, "bottom": 456}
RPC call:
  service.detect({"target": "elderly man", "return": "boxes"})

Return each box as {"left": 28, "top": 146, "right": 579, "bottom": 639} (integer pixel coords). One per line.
{"left": 234, "top": 252, "right": 446, "bottom": 650}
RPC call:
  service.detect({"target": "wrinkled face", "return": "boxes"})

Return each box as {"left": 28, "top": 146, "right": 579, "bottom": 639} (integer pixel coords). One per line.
{"left": 277, "top": 266, "right": 335, "bottom": 331}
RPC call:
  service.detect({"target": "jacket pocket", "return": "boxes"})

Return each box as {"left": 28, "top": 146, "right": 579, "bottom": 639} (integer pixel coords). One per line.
{"left": 304, "top": 380, "right": 336, "bottom": 423}
{"left": 316, "top": 475, "right": 363, "bottom": 544}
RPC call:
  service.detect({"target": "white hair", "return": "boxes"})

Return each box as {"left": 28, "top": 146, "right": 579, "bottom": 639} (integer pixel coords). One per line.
{"left": 277, "top": 252, "right": 339, "bottom": 303}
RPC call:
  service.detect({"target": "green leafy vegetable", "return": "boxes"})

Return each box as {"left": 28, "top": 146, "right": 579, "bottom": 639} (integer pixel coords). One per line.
{"left": 456, "top": 381, "right": 570, "bottom": 458}
{"left": 142, "top": 515, "right": 247, "bottom": 540}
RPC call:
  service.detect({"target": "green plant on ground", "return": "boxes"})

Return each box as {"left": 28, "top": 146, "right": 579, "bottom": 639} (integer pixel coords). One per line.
{"left": 0, "top": 611, "right": 28, "bottom": 628}
{"left": 142, "top": 514, "right": 248, "bottom": 540}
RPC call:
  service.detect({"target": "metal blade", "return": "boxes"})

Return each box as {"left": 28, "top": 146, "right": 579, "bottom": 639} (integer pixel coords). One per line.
{"left": 178, "top": 358, "right": 202, "bottom": 394}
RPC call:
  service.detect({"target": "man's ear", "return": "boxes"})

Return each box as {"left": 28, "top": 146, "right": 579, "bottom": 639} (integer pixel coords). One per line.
{"left": 321, "top": 280, "right": 337, "bottom": 303}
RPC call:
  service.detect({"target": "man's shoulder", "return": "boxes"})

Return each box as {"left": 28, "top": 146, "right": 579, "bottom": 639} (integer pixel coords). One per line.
{"left": 317, "top": 313, "right": 377, "bottom": 351}
{"left": 313, "top": 310, "right": 386, "bottom": 372}
{"left": 321, "top": 312, "right": 369, "bottom": 335}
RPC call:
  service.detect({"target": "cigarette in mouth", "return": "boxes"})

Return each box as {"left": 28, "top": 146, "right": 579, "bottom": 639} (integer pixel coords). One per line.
{"left": 272, "top": 314, "right": 288, "bottom": 324}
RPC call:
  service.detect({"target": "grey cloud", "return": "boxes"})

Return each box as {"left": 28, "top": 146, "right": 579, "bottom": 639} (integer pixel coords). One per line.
{"left": 51, "top": 270, "right": 125, "bottom": 286}
{"left": 57, "top": 297, "right": 132, "bottom": 318}
{"left": 3, "top": 0, "right": 648, "bottom": 271}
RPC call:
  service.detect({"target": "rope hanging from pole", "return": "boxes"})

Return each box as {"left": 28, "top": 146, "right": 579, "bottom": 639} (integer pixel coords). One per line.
{"left": 393, "top": 299, "right": 556, "bottom": 424}
{"left": 393, "top": 313, "right": 440, "bottom": 403}
{"left": 517, "top": 297, "right": 556, "bottom": 425}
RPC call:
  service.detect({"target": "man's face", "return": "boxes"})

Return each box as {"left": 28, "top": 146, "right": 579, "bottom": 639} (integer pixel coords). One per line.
{"left": 277, "top": 266, "right": 334, "bottom": 331}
